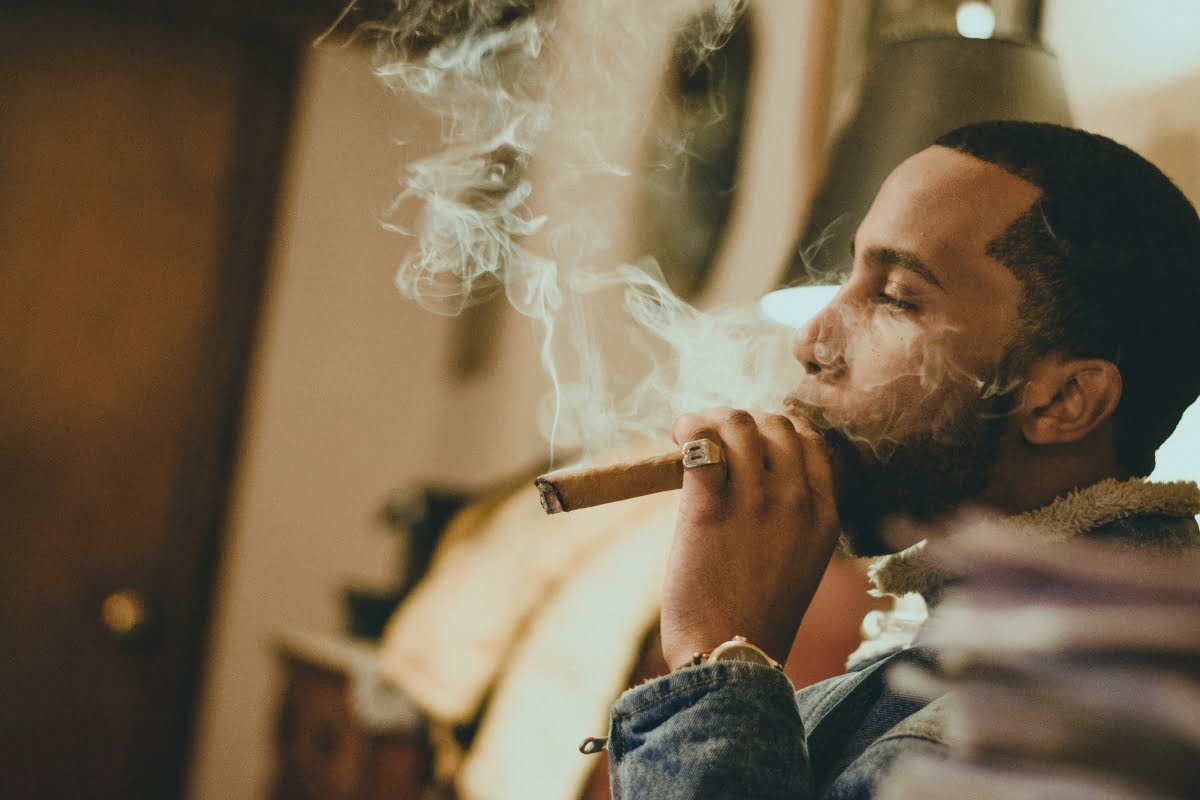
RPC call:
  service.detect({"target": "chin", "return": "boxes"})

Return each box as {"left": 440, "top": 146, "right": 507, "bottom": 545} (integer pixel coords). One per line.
{"left": 831, "top": 436, "right": 1000, "bottom": 559}
{"left": 787, "top": 367, "right": 1018, "bottom": 561}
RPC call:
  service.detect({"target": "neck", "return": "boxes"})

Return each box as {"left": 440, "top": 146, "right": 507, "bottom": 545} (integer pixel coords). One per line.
{"left": 980, "top": 438, "right": 1132, "bottom": 514}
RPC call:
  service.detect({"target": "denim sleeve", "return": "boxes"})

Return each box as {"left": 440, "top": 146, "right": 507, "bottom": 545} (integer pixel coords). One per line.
{"left": 608, "top": 661, "right": 814, "bottom": 799}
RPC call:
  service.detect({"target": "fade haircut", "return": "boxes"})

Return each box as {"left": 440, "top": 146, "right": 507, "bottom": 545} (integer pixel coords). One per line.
{"left": 935, "top": 120, "right": 1200, "bottom": 476}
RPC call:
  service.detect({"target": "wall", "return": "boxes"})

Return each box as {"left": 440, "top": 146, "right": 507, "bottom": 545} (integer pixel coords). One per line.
{"left": 187, "top": 43, "right": 552, "bottom": 799}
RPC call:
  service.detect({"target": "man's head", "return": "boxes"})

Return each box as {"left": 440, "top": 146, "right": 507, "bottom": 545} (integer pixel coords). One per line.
{"left": 786, "top": 121, "right": 1200, "bottom": 555}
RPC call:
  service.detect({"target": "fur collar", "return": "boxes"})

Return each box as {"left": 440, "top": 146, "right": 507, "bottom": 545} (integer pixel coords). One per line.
{"left": 868, "top": 478, "right": 1200, "bottom": 599}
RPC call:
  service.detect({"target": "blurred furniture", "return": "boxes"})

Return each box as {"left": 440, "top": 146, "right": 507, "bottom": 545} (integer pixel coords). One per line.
{"left": 270, "top": 485, "right": 478, "bottom": 800}
{"left": 271, "top": 631, "right": 431, "bottom": 800}
{"left": 270, "top": 545, "right": 886, "bottom": 800}
{"left": 343, "top": 489, "right": 476, "bottom": 641}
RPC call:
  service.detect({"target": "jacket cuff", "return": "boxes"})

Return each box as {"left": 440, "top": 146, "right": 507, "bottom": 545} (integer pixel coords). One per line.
{"left": 608, "top": 662, "right": 811, "bottom": 799}
{"left": 612, "top": 660, "right": 795, "bottom": 720}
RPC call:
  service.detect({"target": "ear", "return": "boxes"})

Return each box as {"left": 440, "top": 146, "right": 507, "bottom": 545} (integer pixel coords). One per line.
{"left": 1019, "top": 357, "right": 1123, "bottom": 445}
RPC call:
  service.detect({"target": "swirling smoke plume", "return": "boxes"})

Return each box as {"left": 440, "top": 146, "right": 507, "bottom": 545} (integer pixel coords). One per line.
{"left": 362, "top": 0, "right": 803, "bottom": 460}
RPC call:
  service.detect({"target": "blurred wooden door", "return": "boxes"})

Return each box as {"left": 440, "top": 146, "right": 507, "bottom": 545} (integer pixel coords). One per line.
{"left": 0, "top": 6, "right": 303, "bottom": 798}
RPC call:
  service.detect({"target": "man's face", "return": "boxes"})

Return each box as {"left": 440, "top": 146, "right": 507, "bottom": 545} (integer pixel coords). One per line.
{"left": 786, "top": 146, "right": 1041, "bottom": 555}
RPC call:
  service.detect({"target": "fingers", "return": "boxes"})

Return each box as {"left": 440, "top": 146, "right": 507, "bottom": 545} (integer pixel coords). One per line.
{"left": 660, "top": 408, "right": 844, "bottom": 668}
{"left": 798, "top": 429, "right": 837, "bottom": 515}
{"left": 755, "top": 411, "right": 804, "bottom": 476}
{"left": 672, "top": 407, "right": 832, "bottom": 507}
{"left": 784, "top": 409, "right": 840, "bottom": 517}
{"left": 673, "top": 407, "right": 763, "bottom": 499}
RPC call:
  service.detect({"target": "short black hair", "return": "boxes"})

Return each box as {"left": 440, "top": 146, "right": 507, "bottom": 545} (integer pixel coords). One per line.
{"left": 935, "top": 120, "right": 1200, "bottom": 476}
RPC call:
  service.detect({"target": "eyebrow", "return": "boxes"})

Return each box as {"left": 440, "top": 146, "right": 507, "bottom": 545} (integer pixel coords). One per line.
{"left": 851, "top": 238, "right": 946, "bottom": 290}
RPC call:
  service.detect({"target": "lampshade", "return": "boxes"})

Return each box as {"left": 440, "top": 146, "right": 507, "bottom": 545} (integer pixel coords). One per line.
{"left": 762, "top": 34, "right": 1071, "bottom": 325}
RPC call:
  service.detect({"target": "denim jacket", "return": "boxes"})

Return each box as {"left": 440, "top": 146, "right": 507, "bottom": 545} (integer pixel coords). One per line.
{"left": 606, "top": 492, "right": 1200, "bottom": 799}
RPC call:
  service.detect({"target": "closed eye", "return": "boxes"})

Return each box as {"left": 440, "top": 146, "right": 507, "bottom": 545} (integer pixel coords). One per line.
{"left": 874, "top": 281, "right": 919, "bottom": 312}
{"left": 875, "top": 293, "right": 917, "bottom": 311}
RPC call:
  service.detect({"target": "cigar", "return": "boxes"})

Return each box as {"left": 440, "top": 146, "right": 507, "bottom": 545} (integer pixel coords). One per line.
{"left": 535, "top": 439, "right": 722, "bottom": 514}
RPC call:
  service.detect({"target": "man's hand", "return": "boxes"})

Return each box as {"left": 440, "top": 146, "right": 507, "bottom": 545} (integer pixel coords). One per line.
{"left": 660, "top": 408, "right": 842, "bottom": 671}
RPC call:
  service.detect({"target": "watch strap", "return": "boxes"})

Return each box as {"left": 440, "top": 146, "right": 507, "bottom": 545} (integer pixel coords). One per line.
{"left": 683, "top": 635, "right": 784, "bottom": 671}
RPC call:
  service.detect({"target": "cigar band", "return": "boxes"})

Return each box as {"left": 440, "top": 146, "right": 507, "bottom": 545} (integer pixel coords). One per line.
{"left": 682, "top": 438, "right": 722, "bottom": 468}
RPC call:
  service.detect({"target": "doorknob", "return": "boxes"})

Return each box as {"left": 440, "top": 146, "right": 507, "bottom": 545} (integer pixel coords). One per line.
{"left": 101, "top": 588, "right": 151, "bottom": 640}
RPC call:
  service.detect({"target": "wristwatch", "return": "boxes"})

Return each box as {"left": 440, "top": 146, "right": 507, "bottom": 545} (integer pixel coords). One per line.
{"left": 689, "top": 635, "right": 784, "bottom": 671}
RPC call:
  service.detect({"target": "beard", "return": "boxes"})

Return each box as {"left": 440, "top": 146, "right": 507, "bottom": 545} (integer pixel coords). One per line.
{"left": 785, "top": 377, "right": 1015, "bottom": 557}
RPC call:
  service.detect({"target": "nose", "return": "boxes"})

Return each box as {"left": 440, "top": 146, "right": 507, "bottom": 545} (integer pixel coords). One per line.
{"left": 792, "top": 302, "right": 844, "bottom": 376}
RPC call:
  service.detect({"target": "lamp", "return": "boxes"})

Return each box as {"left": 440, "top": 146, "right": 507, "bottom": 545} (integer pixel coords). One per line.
{"left": 760, "top": 34, "right": 1071, "bottom": 329}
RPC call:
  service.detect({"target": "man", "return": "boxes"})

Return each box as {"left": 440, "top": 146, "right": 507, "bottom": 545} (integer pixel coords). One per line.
{"left": 603, "top": 121, "right": 1200, "bottom": 798}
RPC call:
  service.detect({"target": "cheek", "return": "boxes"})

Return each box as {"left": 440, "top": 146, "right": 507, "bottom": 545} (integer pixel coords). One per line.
{"left": 842, "top": 311, "right": 933, "bottom": 392}
{"left": 788, "top": 304, "right": 975, "bottom": 436}
{"left": 836, "top": 311, "right": 975, "bottom": 438}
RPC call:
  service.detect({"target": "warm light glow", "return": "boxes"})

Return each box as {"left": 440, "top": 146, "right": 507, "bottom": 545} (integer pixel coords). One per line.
{"left": 956, "top": 1, "right": 996, "bottom": 39}
{"left": 758, "top": 284, "right": 840, "bottom": 329}
{"left": 1043, "top": 0, "right": 1200, "bottom": 112}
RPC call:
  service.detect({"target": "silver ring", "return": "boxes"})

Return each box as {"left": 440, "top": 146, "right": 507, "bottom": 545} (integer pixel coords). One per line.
{"left": 681, "top": 438, "right": 723, "bottom": 468}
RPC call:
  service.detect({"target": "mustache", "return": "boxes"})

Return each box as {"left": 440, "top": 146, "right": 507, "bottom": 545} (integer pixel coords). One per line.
{"left": 784, "top": 374, "right": 1020, "bottom": 470}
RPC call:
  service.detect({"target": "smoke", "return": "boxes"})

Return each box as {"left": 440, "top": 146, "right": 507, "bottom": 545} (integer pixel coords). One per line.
{"left": 367, "top": 0, "right": 784, "bottom": 458}
{"left": 542, "top": 260, "right": 798, "bottom": 449}
{"left": 370, "top": 0, "right": 552, "bottom": 317}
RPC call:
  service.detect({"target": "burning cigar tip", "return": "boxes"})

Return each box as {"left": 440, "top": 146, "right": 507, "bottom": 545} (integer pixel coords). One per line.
{"left": 534, "top": 438, "right": 723, "bottom": 514}
{"left": 535, "top": 477, "right": 565, "bottom": 514}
